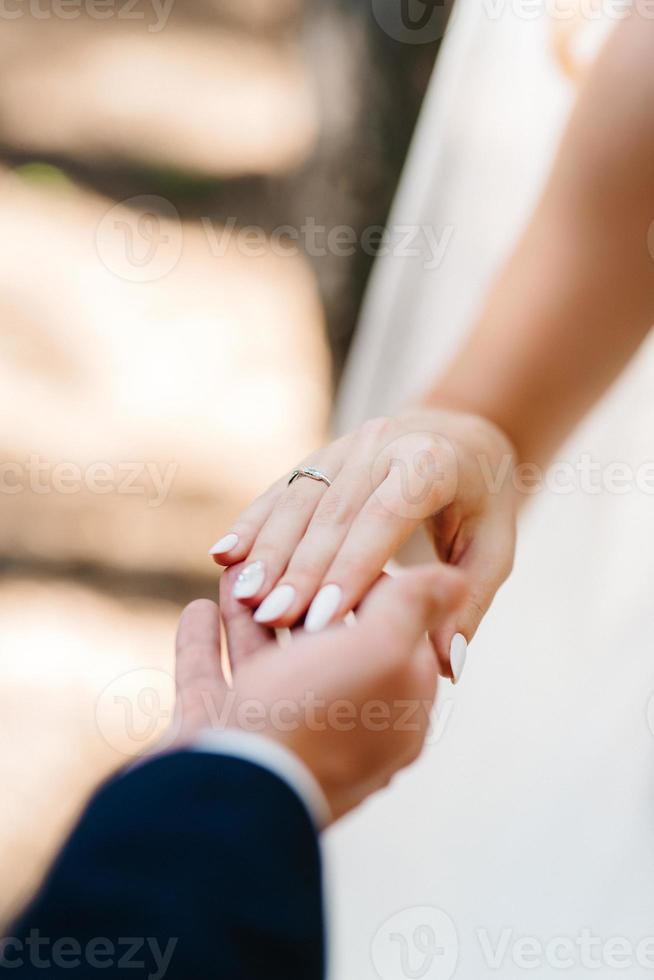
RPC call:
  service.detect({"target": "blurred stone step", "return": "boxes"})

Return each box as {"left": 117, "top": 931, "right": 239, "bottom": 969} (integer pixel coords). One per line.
{"left": 0, "top": 172, "right": 330, "bottom": 576}
{"left": 0, "top": 19, "right": 318, "bottom": 176}
{"left": 0, "top": 574, "right": 179, "bottom": 925}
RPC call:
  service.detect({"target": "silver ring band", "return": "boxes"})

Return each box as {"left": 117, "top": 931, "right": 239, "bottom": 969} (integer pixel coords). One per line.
{"left": 288, "top": 466, "right": 332, "bottom": 489}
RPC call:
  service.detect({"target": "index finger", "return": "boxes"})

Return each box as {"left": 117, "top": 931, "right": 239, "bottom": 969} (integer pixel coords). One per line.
{"left": 175, "top": 598, "right": 224, "bottom": 695}
{"left": 304, "top": 432, "right": 457, "bottom": 632}
{"left": 220, "top": 564, "right": 274, "bottom": 672}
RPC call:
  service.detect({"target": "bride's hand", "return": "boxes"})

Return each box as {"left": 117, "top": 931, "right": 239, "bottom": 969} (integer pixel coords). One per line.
{"left": 209, "top": 409, "right": 517, "bottom": 680}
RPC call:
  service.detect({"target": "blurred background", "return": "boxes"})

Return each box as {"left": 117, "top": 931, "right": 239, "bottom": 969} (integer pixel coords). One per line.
{"left": 0, "top": 0, "right": 446, "bottom": 924}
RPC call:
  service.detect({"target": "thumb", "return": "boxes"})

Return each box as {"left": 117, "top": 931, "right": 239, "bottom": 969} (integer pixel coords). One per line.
{"left": 175, "top": 598, "right": 225, "bottom": 705}
{"left": 429, "top": 516, "right": 515, "bottom": 682}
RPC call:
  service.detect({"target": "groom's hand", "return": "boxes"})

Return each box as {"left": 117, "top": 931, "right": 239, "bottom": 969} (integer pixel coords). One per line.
{"left": 168, "top": 563, "right": 465, "bottom": 823}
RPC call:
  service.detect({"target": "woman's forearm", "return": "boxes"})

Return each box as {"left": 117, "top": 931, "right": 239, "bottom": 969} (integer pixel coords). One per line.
{"left": 426, "top": 16, "right": 654, "bottom": 468}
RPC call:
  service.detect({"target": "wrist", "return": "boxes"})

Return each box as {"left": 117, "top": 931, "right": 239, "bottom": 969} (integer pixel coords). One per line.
{"left": 413, "top": 393, "right": 519, "bottom": 463}
{"left": 194, "top": 728, "right": 333, "bottom": 829}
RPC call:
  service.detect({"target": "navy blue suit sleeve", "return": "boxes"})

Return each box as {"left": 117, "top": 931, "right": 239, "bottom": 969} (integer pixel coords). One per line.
{"left": 5, "top": 751, "right": 324, "bottom": 980}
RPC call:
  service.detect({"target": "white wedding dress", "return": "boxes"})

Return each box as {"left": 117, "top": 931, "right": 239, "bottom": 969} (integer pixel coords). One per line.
{"left": 329, "top": 5, "right": 654, "bottom": 979}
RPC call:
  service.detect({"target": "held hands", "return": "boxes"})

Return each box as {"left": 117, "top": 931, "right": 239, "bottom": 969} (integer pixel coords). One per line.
{"left": 167, "top": 563, "right": 466, "bottom": 823}
{"left": 210, "top": 409, "right": 517, "bottom": 680}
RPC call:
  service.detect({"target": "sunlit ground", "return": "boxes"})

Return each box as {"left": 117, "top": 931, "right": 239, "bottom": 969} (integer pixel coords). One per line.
{"left": 0, "top": 578, "right": 179, "bottom": 921}
{"left": 0, "top": 3, "right": 330, "bottom": 924}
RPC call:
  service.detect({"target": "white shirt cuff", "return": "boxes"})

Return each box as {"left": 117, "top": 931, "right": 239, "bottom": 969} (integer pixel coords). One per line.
{"left": 192, "top": 729, "right": 332, "bottom": 831}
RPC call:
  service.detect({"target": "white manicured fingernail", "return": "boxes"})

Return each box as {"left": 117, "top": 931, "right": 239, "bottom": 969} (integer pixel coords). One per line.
{"left": 450, "top": 633, "right": 467, "bottom": 683}
{"left": 254, "top": 584, "right": 296, "bottom": 624}
{"left": 233, "top": 561, "right": 265, "bottom": 599}
{"left": 305, "top": 584, "right": 342, "bottom": 633}
{"left": 208, "top": 533, "right": 239, "bottom": 556}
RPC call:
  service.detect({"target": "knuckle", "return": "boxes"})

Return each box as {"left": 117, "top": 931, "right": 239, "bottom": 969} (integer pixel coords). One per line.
{"left": 176, "top": 646, "right": 212, "bottom": 685}
{"left": 378, "top": 449, "right": 454, "bottom": 519}
{"left": 406, "top": 435, "right": 455, "bottom": 486}
{"left": 405, "top": 430, "right": 442, "bottom": 456}
{"left": 330, "top": 552, "right": 369, "bottom": 582}
{"left": 312, "top": 491, "right": 354, "bottom": 528}
{"left": 287, "top": 555, "right": 325, "bottom": 583}
{"left": 366, "top": 490, "right": 399, "bottom": 519}
{"left": 360, "top": 415, "right": 394, "bottom": 443}
{"left": 465, "top": 594, "right": 487, "bottom": 627}
{"left": 230, "top": 520, "right": 257, "bottom": 543}
{"left": 274, "top": 486, "right": 313, "bottom": 514}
